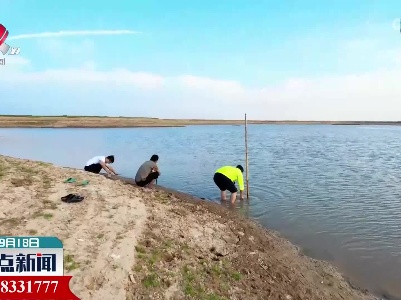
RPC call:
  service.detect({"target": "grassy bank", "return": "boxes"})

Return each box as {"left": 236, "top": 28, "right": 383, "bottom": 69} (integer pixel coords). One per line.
{"left": 0, "top": 155, "right": 377, "bottom": 299}
{"left": 1, "top": 115, "right": 401, "bottom": 128}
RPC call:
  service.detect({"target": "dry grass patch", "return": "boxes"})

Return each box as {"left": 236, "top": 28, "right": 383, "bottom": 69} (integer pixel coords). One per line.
{"left": 28, "top": 229, "right": 38, "bottom": 235}
{"left": 64, "top": 254, "right": 80, "bottom": 271}
{"left": 0, "top": 218, "right": 23, "bottom": 227}
{"left": 42, "top": 199, "right": 58, "bottom": 210}
{"left": 10, "top": 177, "right": 33, "bottom": 187}
{"left": 0, "top": 161, "right": 5, "bottom": 178}
{"left": 33, "top": 212, "right": 54, "bottom": 220}
{"left": 13, "top": 163, "right": 36, "bottom": 175}
{"left": 42, "top": 176, "right": 53, "bottom": 189}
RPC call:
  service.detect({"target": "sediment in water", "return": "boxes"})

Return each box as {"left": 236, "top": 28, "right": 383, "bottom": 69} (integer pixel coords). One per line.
{"left": 0, "top": 155, "right": 379, "bottom": 299}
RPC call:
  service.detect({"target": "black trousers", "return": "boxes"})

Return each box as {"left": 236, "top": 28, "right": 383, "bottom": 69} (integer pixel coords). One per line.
{"left": 136, "top": 171, "right": 160, "bottom": 187}
{"left": 213, "top": 172, "right": 237, "bottom": 193}
{"left": 84, "top": 163, "right": 102, "bottom": 174}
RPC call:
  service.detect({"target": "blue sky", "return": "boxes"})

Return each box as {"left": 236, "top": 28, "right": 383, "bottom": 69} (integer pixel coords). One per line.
{"left": 1, "top": 0, "right": 401, "bottom": 120}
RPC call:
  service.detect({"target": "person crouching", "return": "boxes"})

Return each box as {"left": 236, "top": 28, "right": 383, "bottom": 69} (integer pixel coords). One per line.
{"left": 135, "top": 155, "right": 160, "bottom": 187}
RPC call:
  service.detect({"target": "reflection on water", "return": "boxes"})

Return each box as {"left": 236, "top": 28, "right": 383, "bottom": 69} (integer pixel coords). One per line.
{"left": 1, "top": 125, "right": 401, "bottom": 299}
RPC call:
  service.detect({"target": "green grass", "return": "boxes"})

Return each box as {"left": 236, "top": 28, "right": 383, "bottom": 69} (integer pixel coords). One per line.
{"left": 42, "top": 213, "right": 53, "bottom": 220}
{"left": 211, "top": 265, "right": 223, "bottom": 276}
{"left": 34, "top": 212, "right": 54, "bottom": 220}
{"left": 135, "top": 246, "right": 146, "bottom": 254}
{"left": 142, "top": 273, "right": 160, "bottom": 288}
{"left": 182, "top": 265, "right": 206, "bottom": 297}
{"left": 183, "top": 262, "right": 241, "bottom": 299}
{"left": 132, "top": 236, "right": 235, "bottom": 299}
{"left": 64, "top": 254, "right": 80, "bottom": 271}
{"left": 231, "top": 271, "right": 242, "bottom": 281}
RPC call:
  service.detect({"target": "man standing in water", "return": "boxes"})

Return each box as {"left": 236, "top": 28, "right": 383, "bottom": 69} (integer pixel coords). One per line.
{"left": 84, "top": 155, "right": 118, "bottom": 176}
{"left": 135, "top": 154, "right": 161, "bottom": 187}
{"left": 213, "top": 165, "right": 244, "bottom": 203}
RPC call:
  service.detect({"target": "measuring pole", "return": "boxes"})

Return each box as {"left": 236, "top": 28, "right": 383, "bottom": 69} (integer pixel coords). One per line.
{"left": 245, "top": 113, "right": 250, "bottom": 199}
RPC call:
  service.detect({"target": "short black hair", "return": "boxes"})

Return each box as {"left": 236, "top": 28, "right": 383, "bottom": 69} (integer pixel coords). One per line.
{"left": 150, "top": 154, "right": 159, "bottom": 162}
{"left": 106, "top": 155, "right": 114, "bottom": 163}
{"left": 236, "top": 165, "right": 244, "bottom": 172}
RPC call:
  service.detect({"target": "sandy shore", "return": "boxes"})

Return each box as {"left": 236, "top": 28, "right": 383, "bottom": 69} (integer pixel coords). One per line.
{"left": 1, "top": 115, "right": 401, "bottom": 128}
{"left": 0, "top": 155, "right": 379, "bottom": 300}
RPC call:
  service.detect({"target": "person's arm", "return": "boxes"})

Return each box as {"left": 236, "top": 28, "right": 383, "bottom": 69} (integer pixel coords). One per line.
{"left": 99, "top": 161, "right": 113, "bottom": 175}
{"left": 106, "top": 165, "right": 118, "bottom": 175}
{"left": 237, "top": 171, "right": 245, "bottom": 200}
{"left": 152, "top": 162, "right": 160, "bottom": 174}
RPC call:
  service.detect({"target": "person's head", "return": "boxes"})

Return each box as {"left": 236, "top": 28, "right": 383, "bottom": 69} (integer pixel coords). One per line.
{"left": 106, "top": 155, "right": 115, "bottom": 164}
{"left": 150, "top": 154, "right": 159, "bottom": 162}
{"left": 236, "top": 165, "right": 244, "bottom": 173}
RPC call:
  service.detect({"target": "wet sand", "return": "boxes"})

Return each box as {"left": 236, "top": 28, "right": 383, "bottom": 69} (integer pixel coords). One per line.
{"left": 0, "top": 155, "right": 380, "bottom": 299}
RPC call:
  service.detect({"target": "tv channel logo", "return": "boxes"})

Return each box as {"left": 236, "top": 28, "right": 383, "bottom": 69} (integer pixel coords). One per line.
{"left": 0, "top": 23, "right": 20, "bottom": 56}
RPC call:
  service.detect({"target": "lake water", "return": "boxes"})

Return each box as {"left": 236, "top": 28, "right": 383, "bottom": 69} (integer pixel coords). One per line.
{"left": 1, "top": 125, "right": 401, "bottom": 299}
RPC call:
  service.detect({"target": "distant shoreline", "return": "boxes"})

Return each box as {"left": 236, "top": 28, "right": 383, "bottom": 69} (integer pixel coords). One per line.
{"left": 0, "top": 115, "right": 401, "bottom": 128}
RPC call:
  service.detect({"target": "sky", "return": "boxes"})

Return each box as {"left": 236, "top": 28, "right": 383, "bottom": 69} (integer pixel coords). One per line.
{"left": 1, "top": 0, "right": 401, "bottom": 120}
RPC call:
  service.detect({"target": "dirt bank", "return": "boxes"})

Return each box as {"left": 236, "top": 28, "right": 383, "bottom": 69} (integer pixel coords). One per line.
{"left": 1, "top": 115, "right": 400, "bottom": 128}
{"left": 0, "top": 155, "right": 378, "bottom": 299}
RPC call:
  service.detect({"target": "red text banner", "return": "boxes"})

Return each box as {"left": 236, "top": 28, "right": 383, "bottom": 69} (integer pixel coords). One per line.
{"left": 0, "top": 276, "right": 79, "bottom": 299}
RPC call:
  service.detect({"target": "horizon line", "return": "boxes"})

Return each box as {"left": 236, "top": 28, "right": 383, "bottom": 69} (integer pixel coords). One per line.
{"left": 0, "top": 115, "right": 400, "bottom": 123}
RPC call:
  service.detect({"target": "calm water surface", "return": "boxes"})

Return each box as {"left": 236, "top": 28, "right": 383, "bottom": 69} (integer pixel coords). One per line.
{"left": 1, "top": 125, "right": 401, "bottom": 299}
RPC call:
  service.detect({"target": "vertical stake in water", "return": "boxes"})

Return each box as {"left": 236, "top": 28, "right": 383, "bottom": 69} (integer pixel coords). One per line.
{"left": 245, "top": 113, "right": 250, "bottom": 199}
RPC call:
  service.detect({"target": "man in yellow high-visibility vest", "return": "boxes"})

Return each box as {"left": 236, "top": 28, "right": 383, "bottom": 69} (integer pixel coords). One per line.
{"left": 213, "top": 165, "right": 244, "bottom": 203}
